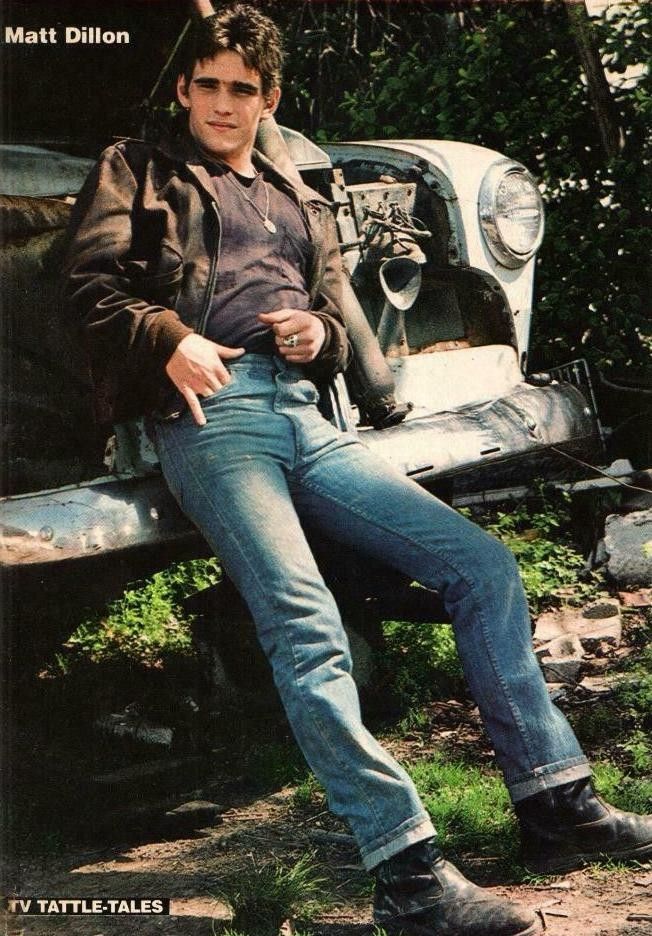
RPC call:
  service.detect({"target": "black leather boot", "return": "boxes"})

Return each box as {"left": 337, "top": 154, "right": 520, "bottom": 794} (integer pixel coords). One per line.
{"left": 515, "top": 776, "right": 652, "bottom": 875}
{"left": 373, "top": 838, "right": 541, "bottom": 935}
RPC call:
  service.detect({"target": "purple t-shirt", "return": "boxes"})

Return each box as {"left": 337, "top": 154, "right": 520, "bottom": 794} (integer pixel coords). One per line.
{"left": 204, "top": 164, "right": 315, "bottom": 353}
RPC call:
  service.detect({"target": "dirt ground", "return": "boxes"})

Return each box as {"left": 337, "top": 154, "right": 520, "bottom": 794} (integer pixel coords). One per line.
{"left": 4, "top": 781, "right": 651, "bottom": 936}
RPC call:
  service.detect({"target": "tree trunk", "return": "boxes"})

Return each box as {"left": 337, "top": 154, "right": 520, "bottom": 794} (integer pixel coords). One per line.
{"left": 564, "top": 1, "right": 625, "bottom": 159}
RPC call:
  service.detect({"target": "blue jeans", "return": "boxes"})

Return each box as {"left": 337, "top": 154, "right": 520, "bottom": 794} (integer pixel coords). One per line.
{"left": 152, "top": 354, "right": 589, "bottom": 870}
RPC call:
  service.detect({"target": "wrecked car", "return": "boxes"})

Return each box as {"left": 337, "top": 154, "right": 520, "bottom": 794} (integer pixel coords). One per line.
{"left": 0, "top": 129, "right": 604, "bottom": 655}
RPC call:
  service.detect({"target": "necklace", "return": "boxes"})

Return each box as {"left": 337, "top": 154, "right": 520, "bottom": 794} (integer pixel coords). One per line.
{"left": 225, "top": 170, "right": 277, "bottom": 234}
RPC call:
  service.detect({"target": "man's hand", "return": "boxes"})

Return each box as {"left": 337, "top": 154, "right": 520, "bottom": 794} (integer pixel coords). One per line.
{"left": 258, "top": 309, "right": 326, "bottom": 363}
{"left": 165, "top": 333, "right": 245, "bottom": 426}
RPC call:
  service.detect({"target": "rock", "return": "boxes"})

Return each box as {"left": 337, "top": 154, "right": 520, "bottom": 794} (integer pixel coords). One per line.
{"left": 576, "top": 601, "right": 622, "bottom": 651}
{"left": 619, "top": 588, "right": 652, "bottom": 608}
{"left": 534, "top": 601, "right": 622, "bottom": 652}
{"left": 536, "top": 634, "right": 585, "bottom": 660}
{"left": 534, "top": 607, "right": 577, "bottom": 643}
{"left": 604, "top": 508, "right": 652, "bottom": 587}
{"left": 162, "top": 800, "right": 223, "bottom": 834}
{"left": 540, "top": 655, "right": 583, "bottom": 685}
{"left": 578, "top": 674, "right": 619, "bottom": 694}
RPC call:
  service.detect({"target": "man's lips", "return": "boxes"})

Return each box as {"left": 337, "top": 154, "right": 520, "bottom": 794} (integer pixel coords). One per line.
{"left": 207, "top": 121, "right": 237, "bottom": 130}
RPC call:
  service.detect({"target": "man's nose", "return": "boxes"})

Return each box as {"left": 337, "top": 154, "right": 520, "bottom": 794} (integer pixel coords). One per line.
{"left": 212, "top": 89, "right": 234, "bottom": 113}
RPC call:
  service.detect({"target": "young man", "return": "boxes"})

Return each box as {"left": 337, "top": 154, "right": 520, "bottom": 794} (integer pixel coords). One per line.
{"left": 64, "top": 6, "right": 652, "bottom": 935}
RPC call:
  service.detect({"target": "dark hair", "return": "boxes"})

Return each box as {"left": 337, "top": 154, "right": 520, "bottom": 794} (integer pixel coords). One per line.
{"left": 181, "top": 3, "right": 283, "bottom": 97}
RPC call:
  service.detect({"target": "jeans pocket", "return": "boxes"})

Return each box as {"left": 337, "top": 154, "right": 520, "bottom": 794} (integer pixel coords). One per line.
{"left": 198, "top": 370, "right": 239, "bottom": 406}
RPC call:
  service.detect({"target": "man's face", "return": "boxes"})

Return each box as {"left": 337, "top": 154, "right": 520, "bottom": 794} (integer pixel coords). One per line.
{"left": 177, "top": 50, "right": 280, "bottom": 173}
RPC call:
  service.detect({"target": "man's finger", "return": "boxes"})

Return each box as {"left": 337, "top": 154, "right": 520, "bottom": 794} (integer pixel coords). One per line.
{"left": 274, "top": 320, "right": 307, "bottom": 339}
{"left": 258, "top": 310, "right": 295, "bottom": 325}
{"left": 209, "top": 345, "right": 245, "bottom": 386}
{"left": 182, "top": 387, "right": 207, "bottom": 427}
{"left": 217, "top": 345, "right": 246, "bottom": 360}
{"left": 282, "top": 353, "right": 308, "bottom": 363}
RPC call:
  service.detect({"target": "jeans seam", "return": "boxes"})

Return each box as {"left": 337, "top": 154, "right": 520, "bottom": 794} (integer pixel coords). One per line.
{"left": 295, "top": 474, "right": 538, "bottom": 774}
{"left": 152, "top": 426, "right": 187, "bottom": 511}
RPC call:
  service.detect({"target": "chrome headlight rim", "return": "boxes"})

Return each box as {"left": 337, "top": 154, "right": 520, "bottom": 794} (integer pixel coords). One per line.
{"left": 478, "top": 159, "right": 544, "bottom": 269}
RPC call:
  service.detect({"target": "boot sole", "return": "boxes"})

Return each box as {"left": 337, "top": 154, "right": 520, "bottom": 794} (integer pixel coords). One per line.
{"left": 525, "top": 839, "right": 652, "bottom": 875}
{"left": 377, "top": 918, "right": 542, "bottom": 936}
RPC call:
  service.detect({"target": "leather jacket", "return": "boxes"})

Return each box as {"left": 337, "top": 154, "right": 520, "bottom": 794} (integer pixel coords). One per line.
{"left": 63, "top": 130, "right": 351, "bottom": 425}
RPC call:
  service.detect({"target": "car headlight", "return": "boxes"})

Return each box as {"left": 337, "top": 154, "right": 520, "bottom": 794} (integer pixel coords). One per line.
{"left": 478, "top": 160, "right": 544, "bottom": 268}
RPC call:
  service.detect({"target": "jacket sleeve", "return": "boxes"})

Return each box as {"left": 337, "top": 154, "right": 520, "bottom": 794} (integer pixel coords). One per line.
{"left": 304, "top": 202, "right": 352, "bottom": 382}
{"left": 62, "top": 144, "right": 193, "bottom": 416}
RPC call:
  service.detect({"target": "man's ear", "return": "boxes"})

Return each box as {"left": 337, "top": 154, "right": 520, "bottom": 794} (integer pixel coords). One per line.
{"left": 261, "top": 86, "right": 281, "bottom": 121}
{"left": 177, "top": 74, "right": 191, "bottom": 109}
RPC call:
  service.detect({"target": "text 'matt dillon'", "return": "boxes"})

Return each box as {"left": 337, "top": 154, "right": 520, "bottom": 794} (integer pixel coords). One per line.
{"left": 4, "top": 26, "right": 130, "bottom": 44}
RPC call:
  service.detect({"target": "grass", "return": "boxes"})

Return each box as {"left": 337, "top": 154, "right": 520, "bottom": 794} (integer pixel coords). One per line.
{"left": 406, "top": 754, "right": 520, "bottom": 870}
{"left": 214, "top": 853, "right": 325, "bottom": 935}
{"left": 593, "top": 761, "right": 652, "bottom": 815}
{"left": 291, "top": 772, "right": 324, "bottom": 808}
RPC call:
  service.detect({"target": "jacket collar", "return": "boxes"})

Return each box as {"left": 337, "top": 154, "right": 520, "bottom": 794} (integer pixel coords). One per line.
{"left": 145, "top": 121, "right": 330, "bottom": 207}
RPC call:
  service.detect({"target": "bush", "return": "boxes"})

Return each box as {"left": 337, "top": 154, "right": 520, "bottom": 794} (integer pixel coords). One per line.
{"left": 477, "top": 496, "right": 591, "bottom": 612}
{"left": 60, "top": 558, "right": 220, "bottom": 665}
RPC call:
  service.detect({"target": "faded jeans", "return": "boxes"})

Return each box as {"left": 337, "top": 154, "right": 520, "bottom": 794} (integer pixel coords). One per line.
{"left": 152, "top": 354, "right": 590, "bottom": 870}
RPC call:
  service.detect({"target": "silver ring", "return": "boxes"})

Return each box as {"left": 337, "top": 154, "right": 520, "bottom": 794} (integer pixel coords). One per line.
{"left": 282, "top": 333, "right": 299, "bottom": 348}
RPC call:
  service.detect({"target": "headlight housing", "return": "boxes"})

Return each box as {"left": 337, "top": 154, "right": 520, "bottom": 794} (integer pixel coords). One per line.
{"left": 478, "top": 160, "right": 544, "bottom": 268}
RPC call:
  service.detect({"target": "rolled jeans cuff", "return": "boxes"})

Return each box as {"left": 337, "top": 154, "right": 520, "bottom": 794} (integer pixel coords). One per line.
{"left": 360, "top": 813, "right": 436, "bottom": 871}
{"left": 508, "top": 756, "right": 591, "bottom": 803}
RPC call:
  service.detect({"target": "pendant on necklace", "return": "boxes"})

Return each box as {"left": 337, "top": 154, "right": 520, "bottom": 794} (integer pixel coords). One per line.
{"left": 263, "top": 217, "right": 277, "bottom": 234}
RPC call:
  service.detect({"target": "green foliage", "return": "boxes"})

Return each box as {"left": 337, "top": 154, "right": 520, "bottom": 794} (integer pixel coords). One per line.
{"left": 382, "top": 621, "right": 464, "bottom": 707}
{"left": 279, "top": 0, "right": 651, "bottom": 377}
{"left": 477, "top": 497, "right": 590, "bottom": 612}
{"left": 611, "top": 636, "right": 652, "bottom": 775}
{"left": 214, "top": 853, "right": 325, "bottom": 935}
{"left": 571, "top": 701, "right": 625, "bottom": 748}
{"left": 593, "top": 761, "right": 652, "bottom": 815}
{"left": 571, "top": 622, "right": 651, "bottom": 780}
{"left": 621, "top": 731, "right": 652, "bottom": 776}
{"left": 291, "top": 772, "right": 324, "bottom": 808}
{"left": 61, "top": 558, "right": 220, "bottom": 665}
{"left": 614, "top": 640, "right": 652, "bottom": 726}
{"left": 407, "top": 754, "right": 519, "bottom": 866}
{"left": 461, "top": 487, "right": 598, "bottom": 613}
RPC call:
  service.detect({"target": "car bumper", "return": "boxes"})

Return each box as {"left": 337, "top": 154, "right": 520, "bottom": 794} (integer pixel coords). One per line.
{"left": 1, "top": 379, "right": 600, "bottom": 573}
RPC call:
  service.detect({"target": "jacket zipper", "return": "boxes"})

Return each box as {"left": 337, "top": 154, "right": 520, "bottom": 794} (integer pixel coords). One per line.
{"left": 197, "top": 201, "right": 222, "bottom": 336}
{"left": 303, "top": 201, "right": 326, "bottom": 312}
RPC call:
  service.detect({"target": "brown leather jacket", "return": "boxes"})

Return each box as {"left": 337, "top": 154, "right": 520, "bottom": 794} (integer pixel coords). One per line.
{"left": 63, "top": 131, "right": 351, "bottom": 425}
